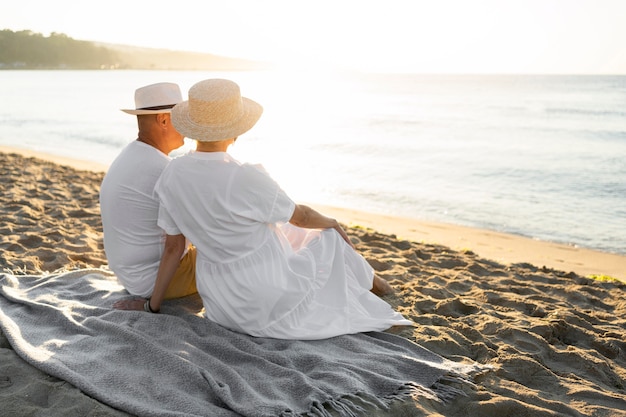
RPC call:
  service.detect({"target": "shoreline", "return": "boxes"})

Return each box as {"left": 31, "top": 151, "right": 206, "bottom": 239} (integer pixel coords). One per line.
{"left": 0, "top": 145, "right": 109, "bottom": 173}
{"left": 2, "top": 144, "right": 624, "bottom": 281}
{"left": 310, "top": 204, "right": 626, "bottom": 282}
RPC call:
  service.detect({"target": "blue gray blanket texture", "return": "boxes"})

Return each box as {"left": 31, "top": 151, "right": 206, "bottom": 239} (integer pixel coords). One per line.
{"left": 0, "top": 269, "right": 483, "bottom": 417}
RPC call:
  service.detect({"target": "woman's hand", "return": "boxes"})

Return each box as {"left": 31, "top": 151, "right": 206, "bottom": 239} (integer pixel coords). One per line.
{"left": 290, "top": 204, "right": 355, "bottom": 249}
{"left": 333, "top": 223, "right": 355, "bottom": 249}
{"left": 113, "top": 298, "right": 147, "bottom": 311}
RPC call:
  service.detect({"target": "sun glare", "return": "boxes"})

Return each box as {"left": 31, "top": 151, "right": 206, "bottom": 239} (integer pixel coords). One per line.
{"left": 2, "top": 0, "right": 626, "bottom": 74}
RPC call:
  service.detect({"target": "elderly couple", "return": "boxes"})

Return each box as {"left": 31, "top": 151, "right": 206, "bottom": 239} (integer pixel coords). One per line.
{"left": 100, "top": 79, "right": 413, "bottom": 340}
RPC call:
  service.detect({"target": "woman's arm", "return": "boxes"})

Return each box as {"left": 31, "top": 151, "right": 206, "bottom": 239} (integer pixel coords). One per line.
{"left": 289, "top": 204, "right": 355, "bottom": 248}
{"left": 113, "top": 233, "right": 186, "bottom": 312}
{"left": 147, "top": 233, "right": 186, "bottom": 311}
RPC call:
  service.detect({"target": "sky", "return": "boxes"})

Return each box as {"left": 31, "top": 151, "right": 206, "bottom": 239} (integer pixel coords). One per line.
{"left": 2, "top": 0, "right": 625, "bottom": 74}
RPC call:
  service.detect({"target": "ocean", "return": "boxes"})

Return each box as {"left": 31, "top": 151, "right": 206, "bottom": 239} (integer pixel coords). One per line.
{"left": 1, "top": 70, "right": 624, "bottom": 255}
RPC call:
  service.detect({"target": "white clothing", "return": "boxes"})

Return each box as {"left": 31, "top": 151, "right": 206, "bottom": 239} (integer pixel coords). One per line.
{"left": 100, "top": 141, "right": 170, "bottom": 297}
{"left": 155, "top": 152, "right": 412, "bottom": 339}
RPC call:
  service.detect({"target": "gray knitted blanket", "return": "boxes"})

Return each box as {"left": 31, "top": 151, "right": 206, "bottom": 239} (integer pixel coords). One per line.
{"left": 0, "top": 269, "right": 479, "bottom": 417}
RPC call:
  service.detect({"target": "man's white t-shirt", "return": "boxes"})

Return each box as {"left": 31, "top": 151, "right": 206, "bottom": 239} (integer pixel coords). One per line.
{"left": 99, "top": 141, "right": 170, "bottom": 297}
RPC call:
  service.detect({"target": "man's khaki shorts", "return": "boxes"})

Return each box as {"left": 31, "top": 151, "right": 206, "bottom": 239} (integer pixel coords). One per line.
{"left": 164, "top": 246, "right": 198, "bottom": 299}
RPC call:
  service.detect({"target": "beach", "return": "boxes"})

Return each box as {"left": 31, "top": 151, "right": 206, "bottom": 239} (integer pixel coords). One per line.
{"left": 1, "top": 148, "right": 625, "bottom": 416}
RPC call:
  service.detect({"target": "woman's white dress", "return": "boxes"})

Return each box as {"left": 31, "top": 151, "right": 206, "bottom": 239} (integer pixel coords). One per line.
{"left": 155, "top": 152, "right": 413, "bottom": 339}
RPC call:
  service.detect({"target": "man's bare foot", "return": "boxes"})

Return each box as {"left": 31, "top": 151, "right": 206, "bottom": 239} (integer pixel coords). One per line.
{"left": 371, "top": 275, "right": 394, "bottom": 297}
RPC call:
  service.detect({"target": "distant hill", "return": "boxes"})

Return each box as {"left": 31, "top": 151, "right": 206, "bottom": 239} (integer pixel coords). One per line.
{"left": 97, "top": 42, "right": 268, "bottom": 71}
{"left": 0, "top": 29, "right": 267, "bottom": 70}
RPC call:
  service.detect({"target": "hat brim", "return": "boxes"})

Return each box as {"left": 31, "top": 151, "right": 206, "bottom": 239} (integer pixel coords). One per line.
{"left": 171, "top": 98, "right": 263, "bottom": 142}
{"left": 121, "top": 108, "right": 174, "bottom": 115}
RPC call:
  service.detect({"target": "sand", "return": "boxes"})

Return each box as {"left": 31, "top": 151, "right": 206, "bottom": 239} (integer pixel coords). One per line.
{"left": 1, "top": 149, "right": 625, "bottom": 417}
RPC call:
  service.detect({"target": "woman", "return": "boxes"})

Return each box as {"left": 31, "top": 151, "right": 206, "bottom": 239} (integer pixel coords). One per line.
{"left": 116, "top": 78, "right": 413, "bottom": 340}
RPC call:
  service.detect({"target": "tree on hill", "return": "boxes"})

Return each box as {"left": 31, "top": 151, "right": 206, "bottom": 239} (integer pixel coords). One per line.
{"left": 0, "top": 29, "right": 266, "bottom": 70}
{"left": 0, "top": 29, "right": 119, "bottom": 69}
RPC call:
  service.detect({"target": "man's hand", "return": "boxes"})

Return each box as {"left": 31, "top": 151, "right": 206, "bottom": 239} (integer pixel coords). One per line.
{"left": 113, "top": 298, "right": 147, "bottom": 311}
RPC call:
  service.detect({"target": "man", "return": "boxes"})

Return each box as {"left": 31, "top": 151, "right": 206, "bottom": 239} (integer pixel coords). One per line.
{"left": 100, "top": 82, "right": 196, "bottom": 304}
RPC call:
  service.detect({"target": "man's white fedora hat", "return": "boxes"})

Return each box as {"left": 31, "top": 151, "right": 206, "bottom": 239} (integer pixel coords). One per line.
{"left": 121, "top": 82, "right": 183, "bottom": 115}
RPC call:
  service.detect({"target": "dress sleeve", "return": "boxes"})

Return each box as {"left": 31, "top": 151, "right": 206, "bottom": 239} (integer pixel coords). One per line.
{"left": 154, "top": 171, "right": 182, "bottom": 236}
{"left": 235, "top": 163, "right": 295, "bottom": 224}
{"left": 157, "top": 203, "right": 182, "bottom": 236}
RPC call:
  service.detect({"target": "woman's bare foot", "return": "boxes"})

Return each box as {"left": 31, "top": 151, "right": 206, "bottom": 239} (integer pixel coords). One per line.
{"left": 371, "top": 275, "right": 394, "bottom": 297}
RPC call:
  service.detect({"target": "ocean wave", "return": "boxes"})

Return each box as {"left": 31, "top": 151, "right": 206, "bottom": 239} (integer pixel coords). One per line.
{"left": 545, "top": 107, "right": 626, "bottom": 118}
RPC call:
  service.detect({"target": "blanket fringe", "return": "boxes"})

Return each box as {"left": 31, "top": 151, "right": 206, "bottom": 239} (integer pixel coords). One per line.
{"left": 282, "top": 365, "right": 493, "bottom": 417}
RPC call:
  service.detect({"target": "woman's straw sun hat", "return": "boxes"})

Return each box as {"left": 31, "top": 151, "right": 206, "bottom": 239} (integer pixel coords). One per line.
{"left": 171, "top": 79, "right": 263, "bottom": 142}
